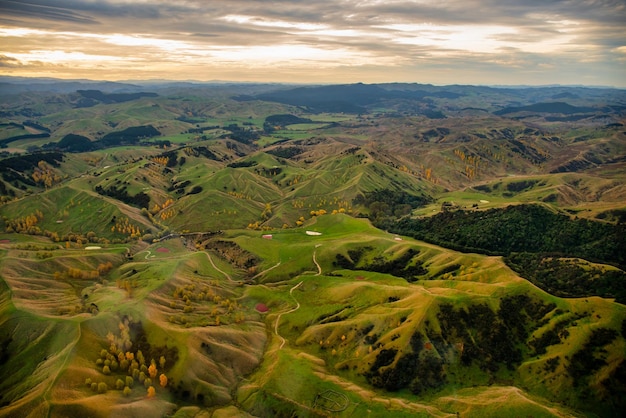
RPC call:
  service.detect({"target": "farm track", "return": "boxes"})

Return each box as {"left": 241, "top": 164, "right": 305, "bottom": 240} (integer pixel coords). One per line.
{"left": 251, "top": 261, "right": 281, "bottom": 279}
{"left": 204, "top": 251, "right": 235, "bottom": 283}
{"left": 275, "top": 280, "right": 304, "bottom": 350}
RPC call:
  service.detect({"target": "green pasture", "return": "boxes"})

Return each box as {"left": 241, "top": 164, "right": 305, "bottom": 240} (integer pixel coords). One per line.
{"left": 285, "top": 122, "right": 329, "bottom": 130}
{"left": 155, "top": 133, "right": 196, "bottom": 144}
{"left": 308, "top": 113, "right": 356, "bottom": 123}
{"left": 0, "top": 123, "right": 30, "bottom": 140}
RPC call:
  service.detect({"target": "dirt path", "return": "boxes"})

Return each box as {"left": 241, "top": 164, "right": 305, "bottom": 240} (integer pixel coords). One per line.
{"left": 313, "top": 250, "right": 322, "bottom": 276}
{"left": 275, "top": 280, "right": 303, "bottom": 350}
{"left": 204, "top": 251, "right": 235, "bottom": 282}
{"left": 252, "top": 261, "right": 281, "bottom": 280}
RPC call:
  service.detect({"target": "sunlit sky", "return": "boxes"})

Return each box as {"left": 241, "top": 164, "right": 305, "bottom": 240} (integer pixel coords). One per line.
{"left": 1, "top": 0, "right": 625, "bottom": 86}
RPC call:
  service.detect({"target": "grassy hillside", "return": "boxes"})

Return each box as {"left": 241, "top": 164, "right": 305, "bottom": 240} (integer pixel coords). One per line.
{"left": 1, "top": 82, "right": 625, "bottom": 417}
{"left": 1, "top": 209, "right": 625, "bottom": 417}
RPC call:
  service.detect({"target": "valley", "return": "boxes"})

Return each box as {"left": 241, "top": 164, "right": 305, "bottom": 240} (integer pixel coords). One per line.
{"left": 0, "top": 79, "right": 625, "bottom": 417}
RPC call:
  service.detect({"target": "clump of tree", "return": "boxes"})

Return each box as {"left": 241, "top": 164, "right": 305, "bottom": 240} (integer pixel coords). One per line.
{"left": 506, "top": 253, "right": 626, "bottom": 304}
{"left": 263, "top": 114, "right": 312, "bottom": 133}
{"left": 266, "top": 146, "right": 304, "bottom": 159}
{"left": 353, "top": 189, "right": 431, "bottom": 220}
{"left": 379, "top": 204, "right": 626, "bottom": 268}
{"left": 151, "top": 151, "right": 178, "bottom": 167}
{"left": 567, "top": 327, "right": 618, "bottom": 384}
{"left": 221, "top": 124, "right": 259, "bottom": 144}
{"left": 90, "top": 318, "right": 177, "bottom": 398}
{"left": 3, "top": 210, "right": 44, "bottom": 234}
{"left": 110, "top": 216, "right": 143, "bottom": 238}
{"left": 55, "top": 134, "right": 95, "bottom": 152}
{"left": 204, "top": 239, "right": 260, "bottom": 271}
{"left": 95, "top": 185, "right": 150, "bottom": 209}
{"left": 333, "top": 246, "right": 427, "bottom": 282}
{"left": 227, "top": 160, "right": 257, "bottom": 168}
{"left": 31, "top": 160, "right": 62, "bottom": 188}
{"left": 54, "top": 262, "right": 113, "bottom": 281}
{"left": 100, "top": 125, "right": 161, "bottom": 147}
{"left": 169, "top": 281, "right": 246, "bottom": 326}
{"left": 0, "top": 151, "right": 64, "bottom": 190}
{"left": 183, "top": 146, "right": 220, "bottom": 161}
{"left": 365, "top": 333, "right": 446, "bottom": 393}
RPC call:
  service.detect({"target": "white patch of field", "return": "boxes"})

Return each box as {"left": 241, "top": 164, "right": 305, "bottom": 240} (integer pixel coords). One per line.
{"left": 84, "top": 246, "right": 101, "bottom": 250}
{"left": 306, "top": 231, "right": 322, "bottom": 236}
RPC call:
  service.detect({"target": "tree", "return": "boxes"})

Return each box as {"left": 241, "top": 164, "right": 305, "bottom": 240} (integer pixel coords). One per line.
{"left": 147, "top": 386, "right": 156, "bottom": 398}
{"left": 148, "top": 361, "right": 158, "bottom": 379}
{"left": 159, "top": 373, "right": 168, "bottom": 388}
{"left": 369, "top": 201, "right": 391, "bottom": 219}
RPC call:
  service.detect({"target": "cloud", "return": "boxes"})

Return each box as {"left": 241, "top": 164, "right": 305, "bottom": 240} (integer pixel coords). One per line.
{"left": 0, "top": 0, "right": 98, "bottom": 25}
{"left": 0, "top": 0, "right": 624, "bottom": 85}
{"left": 0, "top": 54, "right": 22, "bottom": 68}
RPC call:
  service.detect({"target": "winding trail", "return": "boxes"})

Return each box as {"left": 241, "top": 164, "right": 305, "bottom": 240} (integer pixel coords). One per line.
{"left": 275, "top": 280, "right": 304, "bottom": 349}
{"left": 204, "top": 251, "right": 235, "bottom": 282}
{"left": 252, "top": 261, "right": 281, "bottom": 280}
{"left": 312, "top": 248, "right": 322, "bottom": 276}
{"left": 273, "top": 246, "right": 321, "bottom": 349}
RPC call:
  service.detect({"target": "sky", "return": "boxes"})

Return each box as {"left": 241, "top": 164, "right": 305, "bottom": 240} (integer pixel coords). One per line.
{"left": 0, "top": 0, "right": 625, "bottom": 86}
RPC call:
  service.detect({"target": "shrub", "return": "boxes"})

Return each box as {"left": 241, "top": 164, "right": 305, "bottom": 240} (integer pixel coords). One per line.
{"left": 115, "top": 379, "right": 124, "bottom": 390}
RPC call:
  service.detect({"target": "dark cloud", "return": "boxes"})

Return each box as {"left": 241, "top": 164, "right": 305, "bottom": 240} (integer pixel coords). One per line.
{"left": 0, "top": 54, "right": 22, "bottom": 67}
{"left": 0, "top": 0, "right": 98, "bottom": 24}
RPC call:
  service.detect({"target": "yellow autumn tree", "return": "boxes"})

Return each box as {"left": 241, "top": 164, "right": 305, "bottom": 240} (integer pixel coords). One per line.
{"left": 148, "top": 361, "right": 158, "bottom": 379}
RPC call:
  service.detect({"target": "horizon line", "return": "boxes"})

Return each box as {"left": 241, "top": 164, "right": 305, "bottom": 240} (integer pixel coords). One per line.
{"left": 0, "top": 75, "right": 623, "bottom": 90}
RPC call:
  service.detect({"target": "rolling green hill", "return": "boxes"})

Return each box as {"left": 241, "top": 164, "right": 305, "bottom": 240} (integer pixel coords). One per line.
{"left": 1, "top": 80, "right": 625, "bottom": 417}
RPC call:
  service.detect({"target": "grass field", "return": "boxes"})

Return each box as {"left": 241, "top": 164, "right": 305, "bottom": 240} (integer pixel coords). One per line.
{"left": 1, "top": 88, "right": 625, "bottom": 416}
{"left": 1, "top": 207, "right": 624, "bottom": 417}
